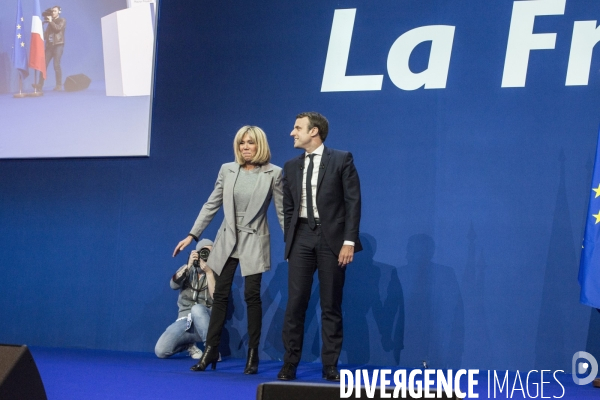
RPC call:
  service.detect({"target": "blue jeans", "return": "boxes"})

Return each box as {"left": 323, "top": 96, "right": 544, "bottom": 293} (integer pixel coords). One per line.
{"left": 155, "top": 304, "right": 211, "bottom": 358}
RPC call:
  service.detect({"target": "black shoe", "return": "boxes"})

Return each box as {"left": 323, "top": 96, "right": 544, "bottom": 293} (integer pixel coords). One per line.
{"left": 31, "top": 83, "right": 42, "bottom": 92}
{"left": 322, "top": 365, "right": 340, "bottom": 381}
{"left": 53, "top": 85, "right": 62, "bottom": 91}
{"left": 190, "top": 345, "right": 219, "bottom": 371}
{"left": 277, "top": 363, "right": 297, "bottom": 381}
{"left": 243, "top": 348, "right": 259, "bottom": 374}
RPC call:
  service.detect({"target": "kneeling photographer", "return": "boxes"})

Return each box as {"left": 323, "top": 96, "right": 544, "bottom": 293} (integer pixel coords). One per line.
{"left": 155, "top": 239, "right": 216, "bottom": 359}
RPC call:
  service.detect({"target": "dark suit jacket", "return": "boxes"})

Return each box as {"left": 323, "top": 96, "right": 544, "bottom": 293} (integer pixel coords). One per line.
{"left": 282, "top": 146, "right": 362, "bottom": 259}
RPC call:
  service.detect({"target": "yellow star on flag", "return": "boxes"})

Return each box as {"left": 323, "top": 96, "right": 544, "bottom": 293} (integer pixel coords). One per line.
{"left": 20, "top": 42, "right": 24, "bottom": 47}
{"left": 593, "top": 211, "right": 600, "bottom": 224}
{"left": 593, "top": 184, "right": 600, "bottom": 198}
{"left": 17, "top": 24, "right": 21, "bottom": 29}
{"left": 21, "top": 17, "right": 23, "bottom": 21}
{"left": 17, "top": 33, "right": 21, "bottom": 39}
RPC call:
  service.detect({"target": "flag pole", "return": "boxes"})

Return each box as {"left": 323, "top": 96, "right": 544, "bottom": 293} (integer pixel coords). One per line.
{"left": 13, "top": 74, "right": 26, "bottom": 98}
{"left": 30, "top": 70, "right": 43, "bottom": 97}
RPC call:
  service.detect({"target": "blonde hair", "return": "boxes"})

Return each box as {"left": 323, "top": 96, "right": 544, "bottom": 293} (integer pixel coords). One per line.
{"left": 233, "top": 126, "right": 271, "bottom": 165}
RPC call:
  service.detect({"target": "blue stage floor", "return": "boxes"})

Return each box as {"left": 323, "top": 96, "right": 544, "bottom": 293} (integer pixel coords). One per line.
{"left": 0, "top": 81, "right": 150, "bottom": 158}
{"left": 30, "top": 347, "right": 600, "bottom": 399}
{"left": 31, "top": 347, "right": 333, "bottom": 400}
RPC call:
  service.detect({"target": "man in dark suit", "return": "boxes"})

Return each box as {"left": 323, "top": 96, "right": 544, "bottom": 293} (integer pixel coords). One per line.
{"left": 278, "top": 112, "right": 362, "bottom": 381}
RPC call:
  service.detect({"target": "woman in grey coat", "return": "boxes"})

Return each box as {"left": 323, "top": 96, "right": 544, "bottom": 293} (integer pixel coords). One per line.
{"left": 173, "top": 126, "right": 284, "bottom": 374}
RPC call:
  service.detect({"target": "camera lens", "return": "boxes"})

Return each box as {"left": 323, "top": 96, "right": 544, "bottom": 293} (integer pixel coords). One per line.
{"left": 199, "top": 248, "right": 210, "bottom": 261}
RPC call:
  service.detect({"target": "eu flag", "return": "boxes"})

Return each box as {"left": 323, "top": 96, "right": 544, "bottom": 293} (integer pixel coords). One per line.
{"left": 579, "top": 126, "right": 600, "bottom": 309}
{"left": 12, "top": 0, "right": 29, "bottom": 79}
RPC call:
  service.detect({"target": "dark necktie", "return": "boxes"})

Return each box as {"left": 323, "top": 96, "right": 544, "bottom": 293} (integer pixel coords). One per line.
{"left": 306, "top": 154, "right": 316, "bottom": 229}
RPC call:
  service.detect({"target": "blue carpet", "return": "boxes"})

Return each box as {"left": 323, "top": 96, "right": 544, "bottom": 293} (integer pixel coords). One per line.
{"left": 30, "top": 347, "right": 600, "bottom": 399}
{"left": 30, "top": 347, "right": 332, "bottom": 400}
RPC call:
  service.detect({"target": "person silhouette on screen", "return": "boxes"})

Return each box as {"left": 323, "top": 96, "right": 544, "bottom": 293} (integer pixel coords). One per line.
{"left": 34, "top": 5, "right": 66, "bottom": 92}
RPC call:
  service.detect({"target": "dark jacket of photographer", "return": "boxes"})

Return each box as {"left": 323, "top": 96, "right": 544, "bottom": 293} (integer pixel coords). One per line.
{"left": 44, "top": 18, "right": 66, "bottom": 45}
{"left": 170, "top": 266, "right": 213, "bottom": 319}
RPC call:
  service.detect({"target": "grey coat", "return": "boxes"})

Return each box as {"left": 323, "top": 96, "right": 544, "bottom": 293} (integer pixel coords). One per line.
{"left": 190, "top": 162, "right": 284, "bottom": 276}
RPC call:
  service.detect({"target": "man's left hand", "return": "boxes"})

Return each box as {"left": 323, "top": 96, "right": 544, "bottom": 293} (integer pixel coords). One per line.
{"left": 338, "top": 245, "right": 354, "bottom": 267}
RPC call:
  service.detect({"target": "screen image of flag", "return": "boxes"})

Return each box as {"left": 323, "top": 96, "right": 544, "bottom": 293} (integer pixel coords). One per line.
{"left": 28, "top": 0, "right": 45, "bottom": 78}
{"left": 579, "top": 126, "right": 600, "bottom": 309}
{"left": 13, "top": 0, "right": 28, "bottom": 79}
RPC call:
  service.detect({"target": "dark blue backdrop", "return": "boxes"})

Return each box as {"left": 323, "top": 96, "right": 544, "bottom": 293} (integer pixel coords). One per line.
{"left": 1, "top": 0, "right": 600, "bottom": 372}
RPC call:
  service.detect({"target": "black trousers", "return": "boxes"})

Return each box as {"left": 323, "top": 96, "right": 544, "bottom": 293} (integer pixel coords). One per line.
{"left": 206, "top": 257, "right": 262, "bottom": 349}
{"left": 39, "top": 44, "right": 64, "bottom": 88}
{"left": 282, "top": 223, "right": 346, "bottom": 366}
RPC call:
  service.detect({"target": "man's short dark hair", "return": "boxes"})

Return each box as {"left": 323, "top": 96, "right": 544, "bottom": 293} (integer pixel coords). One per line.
{"left": 297, "top": 112, "right": 329, "bottom": 142}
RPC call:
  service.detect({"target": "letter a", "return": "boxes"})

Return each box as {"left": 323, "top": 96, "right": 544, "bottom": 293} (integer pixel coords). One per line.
{"left": 387, "top": 25, "right": 455, "bottom": 90}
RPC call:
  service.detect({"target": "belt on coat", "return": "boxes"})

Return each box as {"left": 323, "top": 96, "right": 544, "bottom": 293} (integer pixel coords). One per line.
{"left": 236, "top": 225, "right": 257, "bottom": 234}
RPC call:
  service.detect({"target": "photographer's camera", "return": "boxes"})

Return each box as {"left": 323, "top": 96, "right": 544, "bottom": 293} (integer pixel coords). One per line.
{"left": 193, "top": 248, "right": 210, "bottom": 267}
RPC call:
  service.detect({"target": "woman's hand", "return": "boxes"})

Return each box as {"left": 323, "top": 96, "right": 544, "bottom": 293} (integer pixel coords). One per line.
{"left": 173, "top": 235, "right": 193, "bottom": 257}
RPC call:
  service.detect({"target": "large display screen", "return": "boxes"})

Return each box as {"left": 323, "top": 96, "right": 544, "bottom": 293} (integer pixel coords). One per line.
{"left": 0, "top": 0, "right": 158, "bottom": 158}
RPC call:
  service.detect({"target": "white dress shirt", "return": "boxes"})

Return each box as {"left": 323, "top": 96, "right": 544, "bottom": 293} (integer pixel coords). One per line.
{"left": 300, "top": 144, "right": 323, "bottom": 219}
{"left": 301, "top": 144, "right": 354, "bottom": 247}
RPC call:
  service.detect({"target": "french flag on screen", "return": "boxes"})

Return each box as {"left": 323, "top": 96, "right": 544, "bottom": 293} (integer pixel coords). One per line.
{"left": 28, "top": 0, "right": 46, "bottom": 79}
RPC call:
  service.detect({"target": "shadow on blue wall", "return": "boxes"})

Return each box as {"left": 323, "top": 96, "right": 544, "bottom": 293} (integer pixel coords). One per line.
{"left": 536, "top": 152, "right": 587, "bottom": 370}
{"left": 344, "top": 232, "right": 394, "bottom": 365}
{"left": 388, "top": 234, "right": 464, "bottom": 370}
{"left": 461, "top": 223, "right": 492, "bottom": 369}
